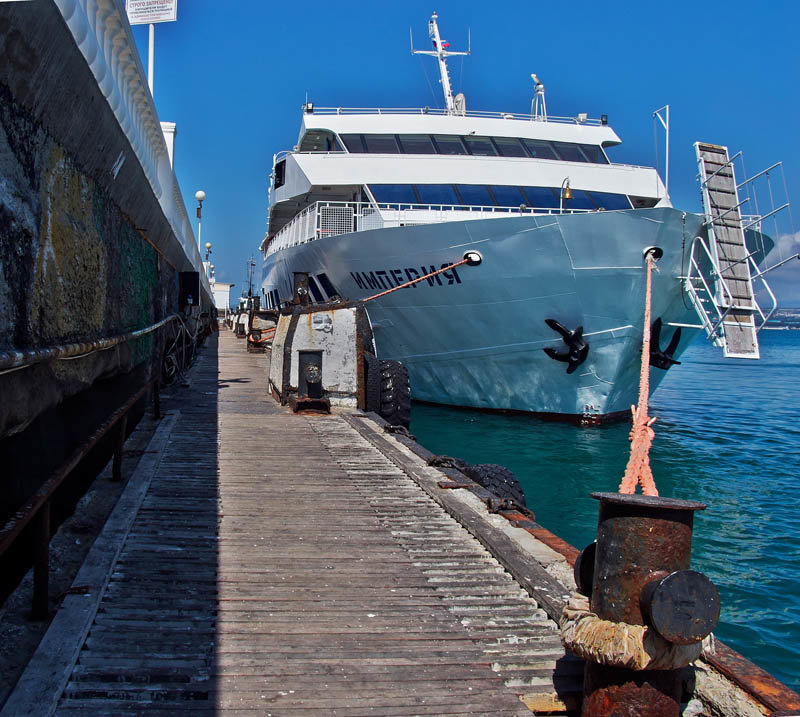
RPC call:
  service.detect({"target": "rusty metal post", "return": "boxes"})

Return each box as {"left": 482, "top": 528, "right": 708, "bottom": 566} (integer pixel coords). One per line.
{"left": 112, "top": 414, "right": 128, "bottom": 482}
{"left": 582, "top": 492, "right": 711, "bottom": 717}
{"left": 32, "top": 501, "right": 50, "bottom": 619}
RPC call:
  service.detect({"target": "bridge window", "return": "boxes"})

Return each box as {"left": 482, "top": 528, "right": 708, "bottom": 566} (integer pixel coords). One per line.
{"left": 336, "top": 133, "right": 608, "bottom": 166}
{"left": 522, "top": 186, "right": 560, "bottom": 208}
{"left": 340, "top": 134, "right": 366, "bottom": 153}
{"left": 417, "top": 184, "right": 459, "bottom": 205}
{"left": 398, "top": 135, "right": 437, "bottom": 154}
{"left": 578, "top": 144, "right": 609, "bottom": 164}
{"left": 455, "top": 184, "right": 493, "bottom": 206}
{"left": 463, "top": 136, "right": 497, "bottom": 156}
{"left": 431, "top": 135, "right": 468, "bottom": 155}
{"left": 363, "top": 134, "right": 400, "bottom": 153}
{"left": 493, "top": 137, "right": 528, "bottom": 158}
{"left": 522, "top": 139, "right": 559, "bottom": 160}
{"left": 552, "top": 142, "right": 586, "bottom": 163}
{"left": 366, "top": 184, "right": 631, "bottom": 211}
{"left": 274, "top": 159, "right": 286, "bottom": 189}
{"left": 588, "top": 191, "right": 631, "bottom": 209}
{"left": 370, "top": 184, "right": 419, "bottom": 203}
{"left": 564, "top": 189, "right": 596, "bottom": 210}
{"left": 490, "top": 185, "right": 525, "bottom": 207}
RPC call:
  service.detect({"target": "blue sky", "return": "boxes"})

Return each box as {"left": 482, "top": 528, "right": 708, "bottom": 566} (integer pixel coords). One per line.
{"left": 130, "top": 0, "right": 800, "bottom": 304}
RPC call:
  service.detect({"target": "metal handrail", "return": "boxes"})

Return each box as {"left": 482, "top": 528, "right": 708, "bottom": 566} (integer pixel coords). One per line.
{"left": 0, "top": 315, "right": 182, "bottom": 373}
{"left": 265, "top": 199, "right": 597, "bottom": 256}
{"left": 307, "top": 106, "right": 605, "bottom": 125}
{"left": 0, "top": 379, "right": 160, "bottom": 618}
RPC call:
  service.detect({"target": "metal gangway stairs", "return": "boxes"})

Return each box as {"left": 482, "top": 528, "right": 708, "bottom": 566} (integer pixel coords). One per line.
{"left": 688, "top": 142, "right": 767, "bottom": 358}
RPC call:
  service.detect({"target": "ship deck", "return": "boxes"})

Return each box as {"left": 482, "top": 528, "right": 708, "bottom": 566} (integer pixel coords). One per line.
{"left": 2, "top": 329, "right": 582, "bottom": 715}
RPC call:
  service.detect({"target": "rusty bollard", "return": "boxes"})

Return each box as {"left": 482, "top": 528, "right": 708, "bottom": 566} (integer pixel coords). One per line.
{"left": 569, "top": 492, "right": 720, "bottom": 716}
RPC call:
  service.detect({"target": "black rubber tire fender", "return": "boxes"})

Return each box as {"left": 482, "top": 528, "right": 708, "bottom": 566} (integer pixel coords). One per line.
{"left": 363, "top": 352, "right": 381, "bottom": 414}
{"left": 462, "top": 463, "right": 527, "bottom": 508}
{"left": 378, "top": 359, "right": 411, "bottom": 428}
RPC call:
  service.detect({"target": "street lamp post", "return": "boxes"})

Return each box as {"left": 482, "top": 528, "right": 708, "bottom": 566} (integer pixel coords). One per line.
{"left": 195, "top": 190, "right": 206, "bottom": 252}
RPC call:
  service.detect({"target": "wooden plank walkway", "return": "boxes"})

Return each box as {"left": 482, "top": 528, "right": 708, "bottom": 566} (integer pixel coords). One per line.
{"left": 4, "top": 330, "right": 580, "bottom": 716}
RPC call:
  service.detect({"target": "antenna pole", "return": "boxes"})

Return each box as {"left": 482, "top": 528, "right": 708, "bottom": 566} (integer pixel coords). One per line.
{"left": 411, "top": 12, "right": 469, "bottom": 115}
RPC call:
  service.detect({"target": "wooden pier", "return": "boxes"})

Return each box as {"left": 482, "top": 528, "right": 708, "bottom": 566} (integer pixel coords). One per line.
{"left": 3, "top": 330, "right": 581, "bottom": 715}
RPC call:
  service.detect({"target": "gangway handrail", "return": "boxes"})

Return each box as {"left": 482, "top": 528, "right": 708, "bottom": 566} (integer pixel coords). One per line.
{"left": 742, "top": 203, "right": 789, "bottom": 231}
{"left": 737, "top": 161, "right": 783, "bottom": 190}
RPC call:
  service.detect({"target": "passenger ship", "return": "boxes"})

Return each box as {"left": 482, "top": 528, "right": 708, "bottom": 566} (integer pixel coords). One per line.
{"left": 259, "top": 13, "right": 779, "bottom": 422}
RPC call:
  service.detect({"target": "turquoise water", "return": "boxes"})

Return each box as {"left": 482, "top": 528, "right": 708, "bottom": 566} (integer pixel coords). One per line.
{"left": 410, "top": 330, "right": 800, "bottom": 691}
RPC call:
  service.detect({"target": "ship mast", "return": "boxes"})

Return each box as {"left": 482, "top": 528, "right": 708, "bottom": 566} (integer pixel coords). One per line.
{"left": 412, "top": 12, "right": 469, "bottom": 115}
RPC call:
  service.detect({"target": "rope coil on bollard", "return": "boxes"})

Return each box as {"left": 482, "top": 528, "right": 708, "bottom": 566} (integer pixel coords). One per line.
{"left": 560, "top": 593, "right": 714, "bottom": 671}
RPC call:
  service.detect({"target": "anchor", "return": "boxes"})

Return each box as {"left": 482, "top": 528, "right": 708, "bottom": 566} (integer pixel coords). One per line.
{"left": 543, "top": 318, "right": 589, "bottom": 374}
{"left": 650, "top": 317, "right": 681, "bottom": 370}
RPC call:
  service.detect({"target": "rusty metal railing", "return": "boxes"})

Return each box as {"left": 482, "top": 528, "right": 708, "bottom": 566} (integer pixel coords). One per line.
{"left": 0, "top": 379, "right": 160, "bottom": 619}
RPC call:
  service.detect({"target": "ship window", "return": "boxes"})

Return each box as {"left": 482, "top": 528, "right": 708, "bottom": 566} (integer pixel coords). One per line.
{"left": 522, "top": 139, "right": 558, "bottom": 160}
{"left": 307, "top": 276, "right": 325, "bottom": 302}
{"left": 629, "top": 196, "right": 660, "bottom": 209}
{"left": 588, "top": 191, "right": 631, "bottom": 210}
{"left": 363, "top": 134, "right": 400, "bottom": 153}
{"left": 490, "top": 185, "right": 526, "bottom": 207}
{"left": 369, "top": 184, "right": 418, "bottom": 204}
{"left": 455, "top": 184, "right": 493, "bottom": 206}
{"left": 578, "top": 144, "right": 609, "bottom": 164}
{"left": 274, "top": 159, "right": 286, "bottom": 189}
{"left": 522, "top": 186, "right": 560, "bottom": 208}
{"left": 340, "top": 134, "right": 366, "bottom": 153}
{"left": 432, "top": 135, "right": 468, "bottom": 155}
{"left": 492, "top": 137, "right": 528, "bottom": 158}
{"left": 398, "top": 134, "right": 436, "bottom": 154}
{"left": 417, "top": 184, "right": 459, "bottom": 205}
{"left": 463, "top": 136, "right": 498, "bottom": 156}
{"left": 564, "top": 188, "right": 596, "bottom": 209}
{"left": 552, "top": 142, "right": 587, "bottom": 163}
{"left": 316, "top": 273, "right": 339, "bottom": 299}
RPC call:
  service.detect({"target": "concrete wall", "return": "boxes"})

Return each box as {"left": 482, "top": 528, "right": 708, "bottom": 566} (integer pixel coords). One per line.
{"left": 0, "top": 0, "right": 210, "bottom": 438}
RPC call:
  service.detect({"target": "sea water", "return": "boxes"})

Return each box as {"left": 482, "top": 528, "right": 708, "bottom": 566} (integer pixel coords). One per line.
{"left": 410, "top": 330, "right": 800, "bottom": 691}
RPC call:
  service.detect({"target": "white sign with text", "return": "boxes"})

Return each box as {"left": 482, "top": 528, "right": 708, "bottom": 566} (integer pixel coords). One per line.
{"left": 125, "top": 0, "right": 178, "bottom": 25}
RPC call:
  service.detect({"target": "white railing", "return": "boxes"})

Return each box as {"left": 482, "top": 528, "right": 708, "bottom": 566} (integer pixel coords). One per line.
{"left": 265, "top": 200, "right": 592, "bottom": 256}
{"left": 308, "top": 107, "right": 605, "bottom": 126}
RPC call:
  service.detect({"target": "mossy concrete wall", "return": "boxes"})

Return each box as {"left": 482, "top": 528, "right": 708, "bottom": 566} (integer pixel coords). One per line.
{"left": 0, "top": 3, "right": 200, "bottom": 438}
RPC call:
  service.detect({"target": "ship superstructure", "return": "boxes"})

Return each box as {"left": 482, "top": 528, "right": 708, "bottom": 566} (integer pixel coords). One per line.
{"left": 257, "top": 13, "right": 783, "bottom": 421}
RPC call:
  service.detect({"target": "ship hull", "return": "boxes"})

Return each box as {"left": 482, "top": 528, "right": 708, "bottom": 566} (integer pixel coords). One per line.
{"left": 262, "top": 208, "right": 711, "bottom": 420}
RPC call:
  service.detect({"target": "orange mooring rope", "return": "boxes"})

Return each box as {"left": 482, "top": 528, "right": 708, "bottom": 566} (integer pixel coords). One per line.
{"left": 362, "top": 258, "right": 470, "bottom": 303}
{"left": 618, "top": 251, "right": 659, "bottom": 496}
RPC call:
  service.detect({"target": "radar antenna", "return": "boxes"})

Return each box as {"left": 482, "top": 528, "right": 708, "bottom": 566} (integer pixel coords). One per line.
{"left": 531, "top": 73, "right": 547, "bottom": 121}
{"left": 411, "top": 12, "right": 470, "bottom": 115}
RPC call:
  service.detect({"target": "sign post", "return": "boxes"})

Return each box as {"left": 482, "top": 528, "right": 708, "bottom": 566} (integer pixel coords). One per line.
{"left": 125, "top": 0, "right": 178, "bottom": 96}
